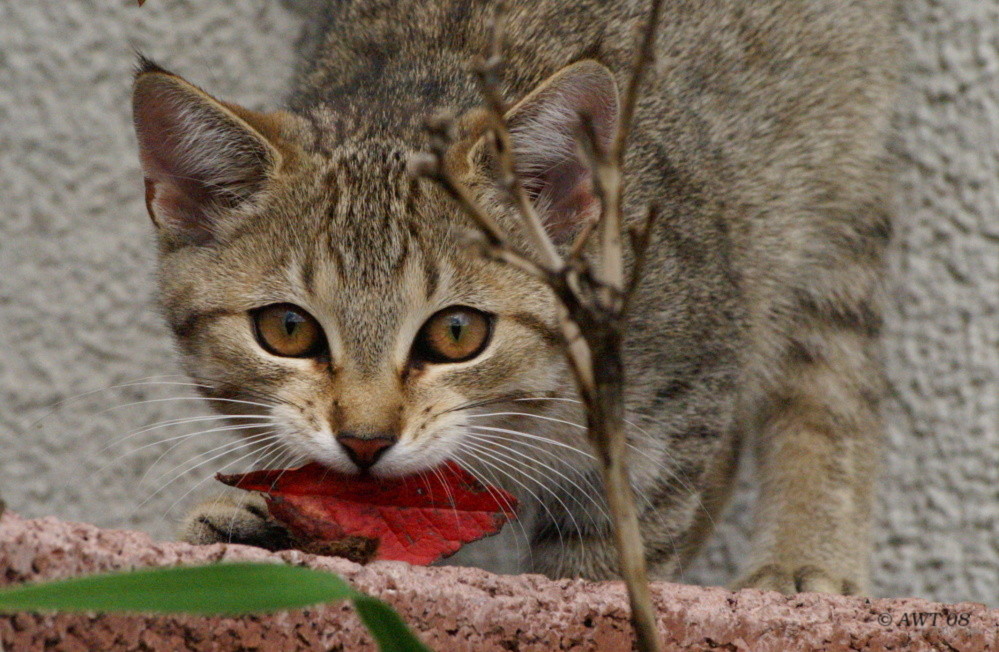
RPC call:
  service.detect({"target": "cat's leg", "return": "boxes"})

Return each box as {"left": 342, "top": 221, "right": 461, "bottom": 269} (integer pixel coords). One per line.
{"left": 526, "top": 462, "right": 734, "bottom": 582}
{"left": 180, "top": 492, "right": 291, "bottom": 551}
{"left": 528, "top": 528, "right": 621, "bottom": 581}
{"left": 524, "top": 487, "right": 626, "bottom": 581}
{"left": 528, "top": 502, "right": 716, "bottom": 582}
{"left": 734, "top": 299, "right": 885, "bottom": 595}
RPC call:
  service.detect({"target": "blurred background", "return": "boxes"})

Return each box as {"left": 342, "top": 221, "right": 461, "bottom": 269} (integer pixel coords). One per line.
{"left": 0, "top": 0, "right": 995, "bottom": 605}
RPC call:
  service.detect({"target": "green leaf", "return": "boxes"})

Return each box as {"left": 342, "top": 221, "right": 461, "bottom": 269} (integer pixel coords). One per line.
{"left": 0, "top": 562, "right": 430, "bottom": 652}
{"left": 354, "top": 596, "right": 431, "bottom": 651}
{"left": 0, "top": 563, "right": 351, "bottom": 614}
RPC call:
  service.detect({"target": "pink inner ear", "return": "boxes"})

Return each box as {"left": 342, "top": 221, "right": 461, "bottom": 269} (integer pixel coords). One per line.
{"left": 144, "top": 176, "right": 217, "bottom": 245}
{"left": 525, "top": 157, "right": 599, "bottom": 238}
{"left": 506, "top": 62, "right": 619, "bottom": 243}
{"left": 133, "top": 73, "right": 272, "bottom": 242}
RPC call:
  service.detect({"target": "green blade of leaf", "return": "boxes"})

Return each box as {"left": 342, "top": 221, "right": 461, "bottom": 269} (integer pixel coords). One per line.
{"left": 354, "top": 596, "right": 431, "bottom": 652}
{"left": 0, "top": 562, "right": 430, "bottom": 651}
{"left": 0, "top": 563, "right": 352, "bottom": 614}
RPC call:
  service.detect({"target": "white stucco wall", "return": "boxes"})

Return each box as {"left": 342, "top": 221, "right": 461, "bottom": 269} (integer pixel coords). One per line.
{"left": 1, "top": 1, "right": 995, "bottom": 606}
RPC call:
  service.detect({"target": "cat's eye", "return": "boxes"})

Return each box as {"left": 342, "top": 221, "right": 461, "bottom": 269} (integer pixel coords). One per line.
{"left": 413, "top": 306, "right": 493, "bottom": 364}
{"left": 252, "top": 304, "right": 326, "bottom": 358}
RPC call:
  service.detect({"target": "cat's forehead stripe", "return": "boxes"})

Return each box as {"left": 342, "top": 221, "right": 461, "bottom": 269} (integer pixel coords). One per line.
{"left": 299, "top": 254, "right": 316, "bottom": 297}
{"left": 421, "top": 250, "right": 439, "bottom": 300}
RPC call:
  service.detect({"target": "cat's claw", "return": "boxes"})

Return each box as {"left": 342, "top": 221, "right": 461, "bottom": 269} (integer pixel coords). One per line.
{"left": 731, "top": 564, "right": 862, "bottom": 595}
{"left": 180, "top": 492, "right": 291, "bottom": 552}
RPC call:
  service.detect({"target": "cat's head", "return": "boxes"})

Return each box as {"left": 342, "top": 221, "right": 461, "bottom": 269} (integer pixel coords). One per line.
{"left": 132, "top": 56, "right": 619, "bottom": 478}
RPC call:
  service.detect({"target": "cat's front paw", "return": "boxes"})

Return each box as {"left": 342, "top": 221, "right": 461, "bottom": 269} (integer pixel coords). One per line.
{"left": 180, "top": 493, "right": 291, "bottom": 551}
{"left": 731, "top": 564, "right": 862, "bottom": 595}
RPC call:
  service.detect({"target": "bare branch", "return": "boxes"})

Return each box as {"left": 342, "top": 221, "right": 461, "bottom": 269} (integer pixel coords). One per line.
{"left": 461, "top": 231, "right": 556, "bottom": 283}
{"left": 555, "top": 302, "right": 597, "bottom": 392}
{"left": 471, "top": 14, "right": 562, "bottom": 271}
{"left": 622, "top": 204, "right": 661, "bottom": 314}
{"left": 567, "top": 216, "right": 599, "bottom": 262}
{"left": 596, "top": 148, "right": 626, "bottom": 297}
{"left": 598, "top": 11, "right": 665, "bottom": 649}
{"left": 408, "top": 116, "right": 508, "bottom": 248}
{"left": 572, "top": 113, "right": 621, "bottom": 308}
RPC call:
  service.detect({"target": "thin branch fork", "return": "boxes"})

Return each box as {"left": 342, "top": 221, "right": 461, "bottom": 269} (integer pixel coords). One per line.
{"left": 408, "top": 118, "right": 509, "bottom": 250}
{"left": 413, "top": 2, "right": 664, "bottom": 650}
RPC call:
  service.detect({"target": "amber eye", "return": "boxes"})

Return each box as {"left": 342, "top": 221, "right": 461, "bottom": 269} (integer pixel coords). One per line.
{"left": 252, "top": 304, "right": 326, "bottom": 358}
{"left": 413, "top": 306, "right": 493, "bottom": 363}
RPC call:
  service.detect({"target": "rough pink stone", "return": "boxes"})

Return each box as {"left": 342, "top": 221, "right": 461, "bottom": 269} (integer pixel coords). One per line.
{"left": 0, "top": 511, "right": 995, "bottom": 651}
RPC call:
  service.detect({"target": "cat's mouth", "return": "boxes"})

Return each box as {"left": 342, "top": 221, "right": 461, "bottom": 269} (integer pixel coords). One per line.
{"left": 292, "top": 430, "right": 461, "bottom": 480}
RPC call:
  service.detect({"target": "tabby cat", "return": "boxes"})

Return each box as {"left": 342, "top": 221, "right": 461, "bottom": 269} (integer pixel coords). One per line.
{"left": 132, "top": 0, "right": 899, "bottom": 593}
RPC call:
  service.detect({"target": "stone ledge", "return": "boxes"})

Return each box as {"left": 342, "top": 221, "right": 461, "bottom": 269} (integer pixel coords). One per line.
{"left": 0, "top": 512, "right": 994, "bottom": 651}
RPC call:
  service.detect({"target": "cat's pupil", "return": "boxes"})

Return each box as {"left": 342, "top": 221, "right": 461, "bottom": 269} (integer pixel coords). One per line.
{"left": 283, "top": 312, "right": 303, "bottom": 336}
{"left": 448, "top": 315, "right": 467, "bottom": 342}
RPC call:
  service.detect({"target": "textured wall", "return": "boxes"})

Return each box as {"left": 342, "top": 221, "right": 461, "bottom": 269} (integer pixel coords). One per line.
{"left": 1, "top": 0, "right": 995, "bottom": 606}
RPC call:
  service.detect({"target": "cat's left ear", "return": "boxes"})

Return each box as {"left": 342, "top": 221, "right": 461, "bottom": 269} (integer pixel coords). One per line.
{"left": 132, "top": 58, "right": 284, "bottom": 245}
{"left": 465, "top": 60, "right": 619, "bottom": 243}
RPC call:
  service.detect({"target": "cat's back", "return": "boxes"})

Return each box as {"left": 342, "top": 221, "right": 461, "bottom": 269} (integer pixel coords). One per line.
{"left": 294, "top": 0, "right": 899, "bottom": 295}
{"left": 294, "top": 0, "right": 897, "bottom": 134}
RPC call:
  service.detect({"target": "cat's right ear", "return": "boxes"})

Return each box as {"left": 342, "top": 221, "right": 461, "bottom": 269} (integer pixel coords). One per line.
{"left": 132, "top": 57, "right": 282, "bottom": 245}
{"left": 454, "top": 60, "right": 619, "bottom": 244}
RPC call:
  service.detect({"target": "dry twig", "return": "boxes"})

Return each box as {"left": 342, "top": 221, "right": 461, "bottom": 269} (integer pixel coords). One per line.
{"left": 413, "top": 2, "right": 664, "bottom": 650}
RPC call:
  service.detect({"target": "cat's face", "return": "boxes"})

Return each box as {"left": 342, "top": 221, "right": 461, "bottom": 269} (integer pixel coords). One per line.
{"left": 134, "top": 59, "right": 617, "bottom": 479}
{"left": 156, "top": 141, "right": 571, "bottom": 477}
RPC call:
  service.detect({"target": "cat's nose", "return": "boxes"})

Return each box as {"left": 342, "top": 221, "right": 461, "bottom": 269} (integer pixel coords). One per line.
{"left": 336, "top": 433, "right": 397, "bottom": 470}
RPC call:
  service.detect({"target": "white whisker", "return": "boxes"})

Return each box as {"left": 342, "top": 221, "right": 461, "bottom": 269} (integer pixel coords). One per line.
{"left": 141, "top": 430, "right": 281, "bottom": 494}
{"left": 452, "top": 451, "right": 533, "bottom": 568}
{"left": 134, "top": 422, "right": 279, "bottom": 484}
{"left": 473, "top": 408, "right": 708, "bottom": 519}
{"left": 20, "top": 376, "right": 208, "bottom": 432}
{"left": 469, "top": 411, "right": 586, "bottom": 431}
{"left": 99, "top": 421, "right": 276, "bottom": 477}
{"left": 429, "top": 464, "right": 463, "bottom": 534}
{"left": 95, "top": 395, "right": 279, "bottom": 417}
{"left": 212, "top": 441, "right": 300, "bottom": 541}
{"left": 457, "top": 443, "right": 560, "bottom": 555}
{"left": 465, "top": 424, "right": 596, "bottom": 460}
{"left": 466, "top": 429, "right": 609, "bottom": 523}
{"left": 460, "top": 439, "right": 582, "bottom": 547}
{"left": 159, "top": 436, "right": 284, "bottom": 517}
{"left": 102, "top": 413, "right": 277, "bottom": 453}
{"left": 263, "top": 443, "right": 307, "bottom": 486}
{"left": 470, "top": 398, "right": 718, "bottom": 553}
{"left": 461, "top": 437, "right": 591, "bottom": 535}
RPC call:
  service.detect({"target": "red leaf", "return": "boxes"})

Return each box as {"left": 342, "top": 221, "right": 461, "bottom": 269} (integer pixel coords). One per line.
{"left": 217, "top": 462, "right": 517, "bottom": 565}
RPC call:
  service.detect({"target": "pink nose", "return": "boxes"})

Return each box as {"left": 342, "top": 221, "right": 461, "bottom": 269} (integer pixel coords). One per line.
{"left": 336, "top": 434, "right": 396, "bottom": 470}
